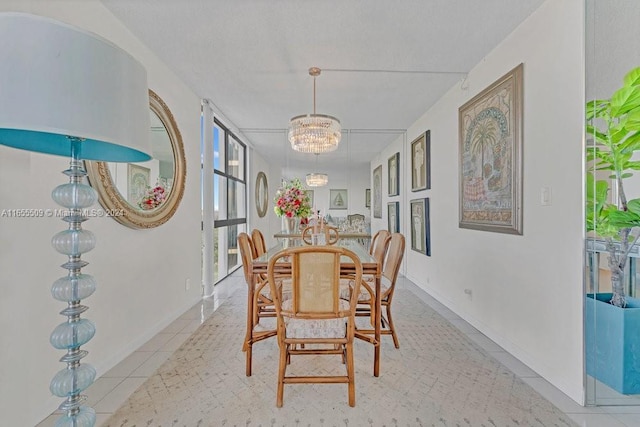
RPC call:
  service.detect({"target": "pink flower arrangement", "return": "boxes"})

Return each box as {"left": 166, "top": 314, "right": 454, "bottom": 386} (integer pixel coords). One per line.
{"left": 139, "top": 185, "right": 166, "bottom": 210}
{"left": 273, "top": 179, "right": 312, "bottom": 218}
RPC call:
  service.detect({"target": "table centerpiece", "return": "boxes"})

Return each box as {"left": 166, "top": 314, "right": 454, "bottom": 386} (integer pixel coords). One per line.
{"left": 274, "top": 178, "right": 312, "bottom": 233}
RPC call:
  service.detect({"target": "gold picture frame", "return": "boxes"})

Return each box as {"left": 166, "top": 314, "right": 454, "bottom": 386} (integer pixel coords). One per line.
{"left": 86, "top": 89, "right": 186, "bottom": 229}
{"left": 458, "top": 63, "right": 523, "bottom": 235}
{"left": 255, "top": 171, "right": 268, "bottom": 218}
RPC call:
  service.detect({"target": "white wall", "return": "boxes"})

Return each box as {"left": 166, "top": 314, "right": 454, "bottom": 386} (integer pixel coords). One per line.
{"left": 284, "top": 164, "right": 371, "bottom": 220}
{"left": 248, "top": 147, "right": 279, "bottom": 248}
{"left": 0, "top": 1, "right": 203, "bottom": 425}
{"left": 371, "top": 0, "right": 586, "bottom": 404}
{"left": 585, "top": 0, "right": 640, "bottom": 100}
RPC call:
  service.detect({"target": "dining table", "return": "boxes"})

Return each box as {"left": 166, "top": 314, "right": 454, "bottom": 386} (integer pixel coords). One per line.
{"left": 250, "top": 239, "right": 383, "bottom": 376}
{"left": 273, "top": 231, "right": 372, "bottom": 250}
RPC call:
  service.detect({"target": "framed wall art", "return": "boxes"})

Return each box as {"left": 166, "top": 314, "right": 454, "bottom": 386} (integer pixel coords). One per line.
{"left": 329, "top": 189, "right": 348, "bottom": 210}
{"left": 305, "top": 189, "right": 314, "bottom": 209}
{"left": 127, "top": 163, "right": 150, "bottom": 205}
{"left": 255, "top": 171, "right": 268, "bottom": 218}
{"left": 365, "top": 188, "right": 371, "bottom": 208}
{"left": 410, "top": 198, "right": 430, "bottom": 256}
{"left": 458, "top": 63, "right": 523, "bottom": 235}
{"left": 388, "top": 152, "right": 400, "bottom": 196}
{"left": 411, "top": 130, "right": 431, "bottom": 191}
{"left": 387, "top": 201, "right": 399, "bottom": 233}
{"left": 373, "top": 165, "right": 382, "bottom": 218}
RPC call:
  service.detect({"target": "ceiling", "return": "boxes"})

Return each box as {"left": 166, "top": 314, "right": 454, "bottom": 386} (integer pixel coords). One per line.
{"left": 100, "top": 0, "right": 545, "bottom": 174}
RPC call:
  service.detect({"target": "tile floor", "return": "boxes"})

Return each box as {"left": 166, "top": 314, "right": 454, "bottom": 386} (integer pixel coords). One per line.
{"left": 37, "top": 272, "right": 640, "bottom": 427}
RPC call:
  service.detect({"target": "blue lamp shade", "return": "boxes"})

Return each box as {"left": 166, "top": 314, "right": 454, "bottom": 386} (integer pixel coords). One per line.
{"left": 0, "top": 12, "right": 151, "bottom": 162}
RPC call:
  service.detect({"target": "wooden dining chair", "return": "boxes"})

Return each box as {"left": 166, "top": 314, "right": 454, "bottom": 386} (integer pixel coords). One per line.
{"left": 369, "top": 229, "right": 391, "bottom": 257}
{"left": 267, "top": 245, "right": 363, "bottom": 407}
{"left": 355, "top": 232, "right": 405, "bottom": 348}
{"left": 300, "top": 225, "right": 315, "bottom": 245}
{"left": 251, "top": 228, "right": 268, "bottom": 282}
{"left": 301, "top": 225, "right": 340, "bottom": 245}
{"left": 325, "top": 225, "right": 340, "bottom": 245}
{"left": 369, "top": 229, "right": 391, "bottom": 277}
{"left": 347, "top": 213, "right": 365, "bottom": 225}
{"left": 238, "top": 232, "right": 277, "bottom": 376}
{"left": 251, "top": 228, "right": 267, "bottom": 258}
{"left": 354, "top": 230, "right": 392, "bottom": 322}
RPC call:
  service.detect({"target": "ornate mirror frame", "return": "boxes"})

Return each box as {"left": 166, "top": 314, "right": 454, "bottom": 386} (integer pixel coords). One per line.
{"left": 85, "top": 89, "right": 186, "bottom": 229}
{"left": 255, "top": 171, "right": 268, "bottom": 218}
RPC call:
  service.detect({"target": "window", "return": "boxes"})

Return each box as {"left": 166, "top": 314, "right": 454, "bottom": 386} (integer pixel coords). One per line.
{"left": 211, "top": 119, "right": 247, "bottom": 283}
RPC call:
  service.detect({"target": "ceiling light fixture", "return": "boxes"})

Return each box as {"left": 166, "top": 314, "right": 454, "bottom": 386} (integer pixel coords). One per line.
{"left": 288, "top": 67, "right": 341, "bottom": 153}
{"left": 306, "top": 172, "right": 329, "bottom": 187}
{"left": 306, "top": 153, "right": 328, "bottom": 187}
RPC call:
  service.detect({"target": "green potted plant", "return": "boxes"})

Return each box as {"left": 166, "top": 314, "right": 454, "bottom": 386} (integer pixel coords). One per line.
{"left": 586, "top": 66, "right": 640, "bottom": 394}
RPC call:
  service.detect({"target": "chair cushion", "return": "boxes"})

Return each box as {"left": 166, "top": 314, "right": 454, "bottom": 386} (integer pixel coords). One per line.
{"left": 282, "top": 299, "right": 349, "bottom": 339}
{"left": 259, "top": 278, "right": 292, "bottom": 301}
{"left": 338, "top": 278, "right": 353, "bottom": 300}
{"left": 356, "top": 276, "right": 392, "bottom": 302}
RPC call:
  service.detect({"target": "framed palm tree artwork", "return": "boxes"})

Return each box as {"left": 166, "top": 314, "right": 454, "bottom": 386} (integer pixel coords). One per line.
{"left": 458, "top": 63, "right": 523, "bottom": 235}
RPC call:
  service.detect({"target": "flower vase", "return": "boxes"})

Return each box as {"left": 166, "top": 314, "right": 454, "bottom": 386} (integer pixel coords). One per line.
{"left": 284, "top": 217, "right": 297, "bottom": 234}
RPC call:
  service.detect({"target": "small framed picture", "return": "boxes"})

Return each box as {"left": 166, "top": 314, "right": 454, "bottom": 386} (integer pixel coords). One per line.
{"left": 373, "top": 165, "right": 382, "bottom": 218}
{"left": 410, "top": 198, "right": 431, "bottom": 256}
{"left": 127, "top": 163, "right": 150, "bottom": 205}
{"left": 305, "top": 189, "right": 314, "bottom": 208}
{"left": 388, "top": 152, "right": 400, "bottom": 196}
{"left": 329, "top": 189, "right": 348, "bottom": 210}
{"left": 387, "top": 201, "right": 399, "bottom": 233}
{"left": 411, "top": 130, "right": 431, "bottom": 191}
{"left": 365, "top": 188, "right": 371, "bottom": 208}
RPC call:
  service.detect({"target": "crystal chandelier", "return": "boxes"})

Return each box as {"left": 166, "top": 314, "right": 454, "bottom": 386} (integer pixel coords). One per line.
{"left": 306, "top": 153, "right": 328, "bottom": 187}
{"left": 288, "top": 67, "right": 341, "bottom": 153}
{"left": 306, "top": 172, "right": 328, "bottom": 187}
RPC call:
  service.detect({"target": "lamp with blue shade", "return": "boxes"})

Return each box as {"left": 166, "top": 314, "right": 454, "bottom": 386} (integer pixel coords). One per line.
{"left": 0, "top": 13, "right": 151, "bottom": 427}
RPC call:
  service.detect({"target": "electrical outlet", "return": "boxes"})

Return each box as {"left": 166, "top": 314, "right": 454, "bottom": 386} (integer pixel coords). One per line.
{"left": 540, "top": 187, "right": 552, "bottom": 206}
{"left": 185, "top": 278, "right": 191, "bottom": 291}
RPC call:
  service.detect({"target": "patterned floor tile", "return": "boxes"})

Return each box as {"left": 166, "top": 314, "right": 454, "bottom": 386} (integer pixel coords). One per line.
{"left": 102, "top": 286, "right": 578, "bottom": 427}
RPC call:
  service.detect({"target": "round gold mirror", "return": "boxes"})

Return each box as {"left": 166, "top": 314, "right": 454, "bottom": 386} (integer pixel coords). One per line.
{"left": 85, "top": 89, "right": 186, "bottom": 229}
{"left": 255, "top": 171, "right": 268, "bottom": 217}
